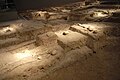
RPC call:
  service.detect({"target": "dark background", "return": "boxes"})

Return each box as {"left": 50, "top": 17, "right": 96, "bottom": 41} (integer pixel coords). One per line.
{"left": 13, "top": 0, "right": 82, "bottom": 11}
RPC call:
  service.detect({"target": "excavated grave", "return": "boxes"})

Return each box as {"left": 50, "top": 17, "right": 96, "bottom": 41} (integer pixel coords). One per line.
{"left": 0, "top": 3, "right": 120, "bottom": 79}
{"left": 0, "top": 21, "right": 120, "bottom": 80}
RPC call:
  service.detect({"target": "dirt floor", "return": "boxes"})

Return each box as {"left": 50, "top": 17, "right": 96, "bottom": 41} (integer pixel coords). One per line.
{"left": 0, "top": 1, "right": 120, "bottom": 80}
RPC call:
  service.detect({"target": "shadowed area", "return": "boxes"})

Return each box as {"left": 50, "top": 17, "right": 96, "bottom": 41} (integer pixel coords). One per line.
{"left": 13, "top": 0, "right": 82, "bottom": 11}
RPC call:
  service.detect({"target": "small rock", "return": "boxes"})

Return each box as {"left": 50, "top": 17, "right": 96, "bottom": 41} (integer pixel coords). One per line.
{"left": 51, "top": 50, "right": 57, "bottom": 56}
{"left": 81, "top": 26, "right": 85, "bottom": 28}
{"left": 37, "top": 56, "right": 42, "bottom": 60}
{"left": 63, "top": 32, "right": 69, "bottom": 35}
{"left": 93, "top": 31, "right": 97, "bottom": 34}
{"left": 87, "top": 28, "right": 93, "bottom": 32}
{"left": 6, "top": 29, "right": 11, "bottom": 33}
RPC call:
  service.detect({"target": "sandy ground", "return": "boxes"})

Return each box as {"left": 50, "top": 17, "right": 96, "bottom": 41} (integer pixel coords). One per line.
{"left": 0, "top": 20, "right": 119, "bottom": 80}
{"left": 41, "top": 44, "right": 120, "bottom": 80}
{"left": 0, "top": 2, "right": 120, "bottom": 80}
